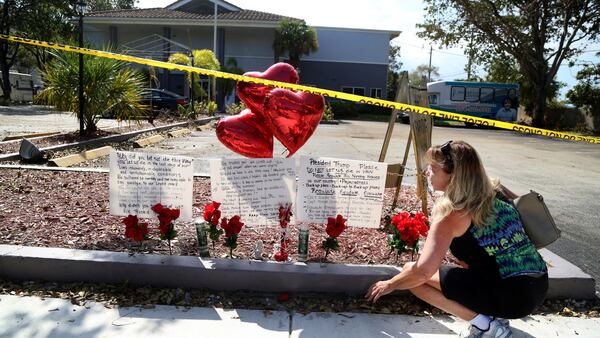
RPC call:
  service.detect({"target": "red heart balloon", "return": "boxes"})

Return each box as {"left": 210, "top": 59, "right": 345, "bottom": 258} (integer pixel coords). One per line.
{"left": 216, "top": 109, "right": 274, "bottom": 158}
{"left": 263, "top": 88, "right": 325, "bottom": 157}
{"left": 236, "top": 63, "right": 299, "bottom": 124}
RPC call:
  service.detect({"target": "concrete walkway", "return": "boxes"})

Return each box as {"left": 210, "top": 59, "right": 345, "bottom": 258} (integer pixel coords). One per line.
{"left": 1, "top": 295, "right": 599, "bottom": 338}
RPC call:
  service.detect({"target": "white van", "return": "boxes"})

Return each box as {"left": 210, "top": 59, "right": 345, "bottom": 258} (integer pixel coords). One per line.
{"left": 0, "top": 71, "right": 34, "bottom": 101}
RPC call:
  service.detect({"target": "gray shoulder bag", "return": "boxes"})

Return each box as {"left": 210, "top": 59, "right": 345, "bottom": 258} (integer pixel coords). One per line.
{"left": 513, "top": 190, "right": 561, "bottom": 248}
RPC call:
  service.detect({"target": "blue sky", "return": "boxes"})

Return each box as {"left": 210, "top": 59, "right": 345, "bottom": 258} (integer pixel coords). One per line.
{"left": 137, "top": 0, "right": 599, "bottom": 99}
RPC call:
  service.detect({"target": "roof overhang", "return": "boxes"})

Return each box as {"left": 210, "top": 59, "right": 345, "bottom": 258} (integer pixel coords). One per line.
{"left": 166, "top": 0, "right": 241, "bottom": 12}
{"left": 313, "top": 25, "right": 401, "bottom": 39}
{"left": 84, "top": 17, "right": 280, "bottom": 29}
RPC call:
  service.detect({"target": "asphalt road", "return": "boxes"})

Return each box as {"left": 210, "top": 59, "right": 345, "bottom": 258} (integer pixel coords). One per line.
{"left": 1, "top": 109, "right": 599, "bottom": 291}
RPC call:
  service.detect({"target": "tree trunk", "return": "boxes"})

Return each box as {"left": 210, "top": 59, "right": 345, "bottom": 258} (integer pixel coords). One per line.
{"left": 0, "top": 51, "right": 11, "bottom": 100}
{"left": 531, "top": 72, "right": 548, "bottom": 128}
{"left": 531, "top": 87, "right": 546, "bottom": 128}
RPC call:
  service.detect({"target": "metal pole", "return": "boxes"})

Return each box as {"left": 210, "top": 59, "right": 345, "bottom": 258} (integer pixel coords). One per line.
{"left": 78, "top": 11, "right": 85, "bottom": 136}
{"left": 212, "top": 1, "right": 218, "bottom": 102}
{"left": 213, "top": 2, "right": 217, "bottom": 53}
{"left": 190, "top": 52, "right": 194, "bottom": 112}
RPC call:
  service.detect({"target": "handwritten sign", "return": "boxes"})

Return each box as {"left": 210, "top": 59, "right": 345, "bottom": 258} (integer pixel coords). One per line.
{"left": 210, "top": 158, "right": 296, "bottom": 226}
{"left": 296, "top": 157, "right": 387, "bottom": 228}
{"left": 109, "top": 150, "right": 193, "bottom": 221}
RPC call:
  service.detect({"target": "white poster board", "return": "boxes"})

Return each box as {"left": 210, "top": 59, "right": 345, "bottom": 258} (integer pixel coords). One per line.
{"left": 210, "top": 158, "right": 296, "bottom": 226}
{"left": 297, "top": 157, "right": 387, "bottom": 228}
{"left": 109, "top": 150, "right": 193, "bottom": 221}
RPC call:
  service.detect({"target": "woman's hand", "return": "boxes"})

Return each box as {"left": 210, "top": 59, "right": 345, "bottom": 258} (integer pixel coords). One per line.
{"left": 365, "top": 280, "right": 394, "bottom": 303}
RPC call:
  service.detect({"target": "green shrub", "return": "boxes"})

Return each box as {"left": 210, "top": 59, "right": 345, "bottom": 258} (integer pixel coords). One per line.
{"left": 322, "top": 103, "right": 334, "bottom": 121}
{"left": 206, "top": 101, "right": 218, "bottom": 116}
{"left": 329, "top": 100, "right": 359, "bottom": 119}
{"left": 36, "top": 49, "right": 147, "bottom": 133}
{"left": 225, "top": 101, "right": 246, "bottom": 115}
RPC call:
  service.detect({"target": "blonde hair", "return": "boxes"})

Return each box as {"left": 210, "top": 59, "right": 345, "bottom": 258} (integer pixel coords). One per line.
{"left": 426, "top": 140, "right": 497, "bottom": 228}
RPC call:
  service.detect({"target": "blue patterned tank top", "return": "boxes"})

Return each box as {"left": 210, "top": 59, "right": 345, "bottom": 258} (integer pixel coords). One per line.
{"left": 450, "top": 198, "right": 547, "bottom": 279}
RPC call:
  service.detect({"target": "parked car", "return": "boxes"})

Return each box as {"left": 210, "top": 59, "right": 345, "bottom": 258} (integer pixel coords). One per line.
{"left": 140, "top": 89, "right": 189, "bottom": 112}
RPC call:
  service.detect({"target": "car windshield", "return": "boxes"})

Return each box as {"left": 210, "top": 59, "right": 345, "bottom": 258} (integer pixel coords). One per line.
{"left": 141, "top": 89, "right": 183, "bottom": 98}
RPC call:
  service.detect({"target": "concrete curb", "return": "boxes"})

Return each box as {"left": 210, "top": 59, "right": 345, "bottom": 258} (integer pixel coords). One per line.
{"left": 0, "top": 117, "right": 216, "bottom": 162}
{"left": 0, "top": 245, "right": 595, "bottom": 298}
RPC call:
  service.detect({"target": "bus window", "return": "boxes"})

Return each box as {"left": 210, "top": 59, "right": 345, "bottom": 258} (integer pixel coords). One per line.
{"left": 496, "top": 88, "right": 508, "bottom": 101}
{"left": 466, "top": 87, "right": 479, "bottom": 102}
{"left": 480, "top": 87, "right": 494, "bottom": 102}
{"left": 451, "top": 86, "right": 465, "bottom": 101}
{"left": 428, "top": 94, "right": 438, "bottom": 105}
{"left": 508, "top": 89, "right": 517, "bottom": 100}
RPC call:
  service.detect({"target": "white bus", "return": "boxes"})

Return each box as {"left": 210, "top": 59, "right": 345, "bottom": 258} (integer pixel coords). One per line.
{"left": 0, "top": 71, "right": 34, "bottom": 101}
{"left": 427, "top": 81, "right": 519, "bottom": 124}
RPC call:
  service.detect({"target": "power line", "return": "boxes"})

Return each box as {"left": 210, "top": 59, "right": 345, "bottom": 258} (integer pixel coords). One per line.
{"left": 392, "top": 40, "right": 467, "bottom": 58}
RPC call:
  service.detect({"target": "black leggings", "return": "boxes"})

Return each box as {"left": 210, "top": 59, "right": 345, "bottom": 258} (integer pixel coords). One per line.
{"left": 439, "top": 265, "right": 548, "bottom": 319}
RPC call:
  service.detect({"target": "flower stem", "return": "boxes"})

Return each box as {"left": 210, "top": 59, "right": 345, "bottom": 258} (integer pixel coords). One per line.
{"left": 229, "top": 247, "right": 233, "bottom": 259}
{"left": 168, "top": 239, "right": 172, "bottom": 255}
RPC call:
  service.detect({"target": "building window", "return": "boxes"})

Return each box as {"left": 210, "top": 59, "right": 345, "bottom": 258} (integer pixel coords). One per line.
{"left": 370, "top": 88, "right": 382, "bottom": 98}
{"left": 341, "top": 86, "right": 366, "bottom": 96}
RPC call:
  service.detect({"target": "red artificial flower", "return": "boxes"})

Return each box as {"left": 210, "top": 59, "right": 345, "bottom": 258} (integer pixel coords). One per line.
{"left": 326, "top": 214, "right": 347, "bottom": 238}
{"left": 274, "top": 251, "right": 288, "bottom": 261}
{"left": 152, "top": 203, "right": 180, "bottom": 227}
{"left": 278, "top": 204, "right": 293, "bottom": 228}
{"left": 388, "top": 211, "right": 429, "bottom": 253}
{"left": 221, "top": 215, "right": 244, "bottom": 238}
{"left": 151, "top": 203, "right": 180, "bottom": 242}
{"left": 123, "top": 215, "right": 138, "bottom": 229}
{"left": 123, "top": 215, "right": 149, "bottom": 241}
{"left": 203, "top": 201, "right": 222, "bottom": 226}
{"left": 151, "top": 203, "right": 164, "bottom": 214}
{"left": 277, "top": 292, "right": 289, "bottom": 302}
{"left": 391, "top": 211, "right": 410, "bottom": 226}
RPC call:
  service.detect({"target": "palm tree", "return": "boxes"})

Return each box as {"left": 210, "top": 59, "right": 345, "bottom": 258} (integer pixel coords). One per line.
{"left": 273, "top": 19, "right": 319, "bottom": 69}
{"left": 219, "top": 57, "right": 244, "bottom": 100}
{"left": 36, "top": 50, "right": 147, "bottom": 133}
{"left": 168, "top": 49, "right": 220, "bottom": 101}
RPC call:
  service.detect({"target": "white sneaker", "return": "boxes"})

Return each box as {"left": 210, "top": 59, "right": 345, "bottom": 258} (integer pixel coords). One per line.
{"left": 459, "top": 319, "right": 513, "bottom": 338}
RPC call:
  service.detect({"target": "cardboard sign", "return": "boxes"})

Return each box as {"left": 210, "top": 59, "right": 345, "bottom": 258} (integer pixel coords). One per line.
{"left": 210, "top": 158, "right": 296, "bottom": 226}
{"left": 296, "top": 157, "right": 387, "bottom": 228}
{"left": 109, "top": 151, "right": 193, "bottom": 221}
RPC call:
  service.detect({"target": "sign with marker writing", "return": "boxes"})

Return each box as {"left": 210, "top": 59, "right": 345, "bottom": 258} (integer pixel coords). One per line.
{"left": 210, "top": 158, "right": 296, "bottom": 226}
{"left": 109, "top": 151, "right": 193, "bottom": 221}
{"left": 297, "top": 157, "right": 387, "bottom": 228}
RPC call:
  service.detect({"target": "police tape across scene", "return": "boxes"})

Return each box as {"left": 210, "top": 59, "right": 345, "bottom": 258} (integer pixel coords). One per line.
{"left": 1, "top": 34, "right": 598, "bottom": 145}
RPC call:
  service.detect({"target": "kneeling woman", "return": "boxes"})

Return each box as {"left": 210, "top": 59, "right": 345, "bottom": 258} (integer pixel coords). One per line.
{"left": 366, "top": 140, "right": 548, "bottom": 338}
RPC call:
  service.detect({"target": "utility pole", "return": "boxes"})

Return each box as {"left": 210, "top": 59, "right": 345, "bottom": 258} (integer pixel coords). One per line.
{"left": 427, "top": 45, "right": 433, "bottom": 82}
{"left": 190, "top": 51, "right": 194, "bottom": 112}
{"left": 210, "top": 1, "right": 218, "bottom": 102}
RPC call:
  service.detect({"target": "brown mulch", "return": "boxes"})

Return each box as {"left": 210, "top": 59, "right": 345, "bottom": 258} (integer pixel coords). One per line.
{"left": 0, "top": 168, "right": 434, "bottom": 265}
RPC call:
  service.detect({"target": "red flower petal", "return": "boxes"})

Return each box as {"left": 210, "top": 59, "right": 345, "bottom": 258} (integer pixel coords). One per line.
{"left": 277, "top": 292, "right": 289, "bottom": 302}
{"left": 151, "top": 203, "right": 164, "bottom": 213}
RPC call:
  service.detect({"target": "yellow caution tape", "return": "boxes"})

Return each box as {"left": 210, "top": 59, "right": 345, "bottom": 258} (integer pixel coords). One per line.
{"left": 2, "top": 34, "right": 598, "bottom": 144}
